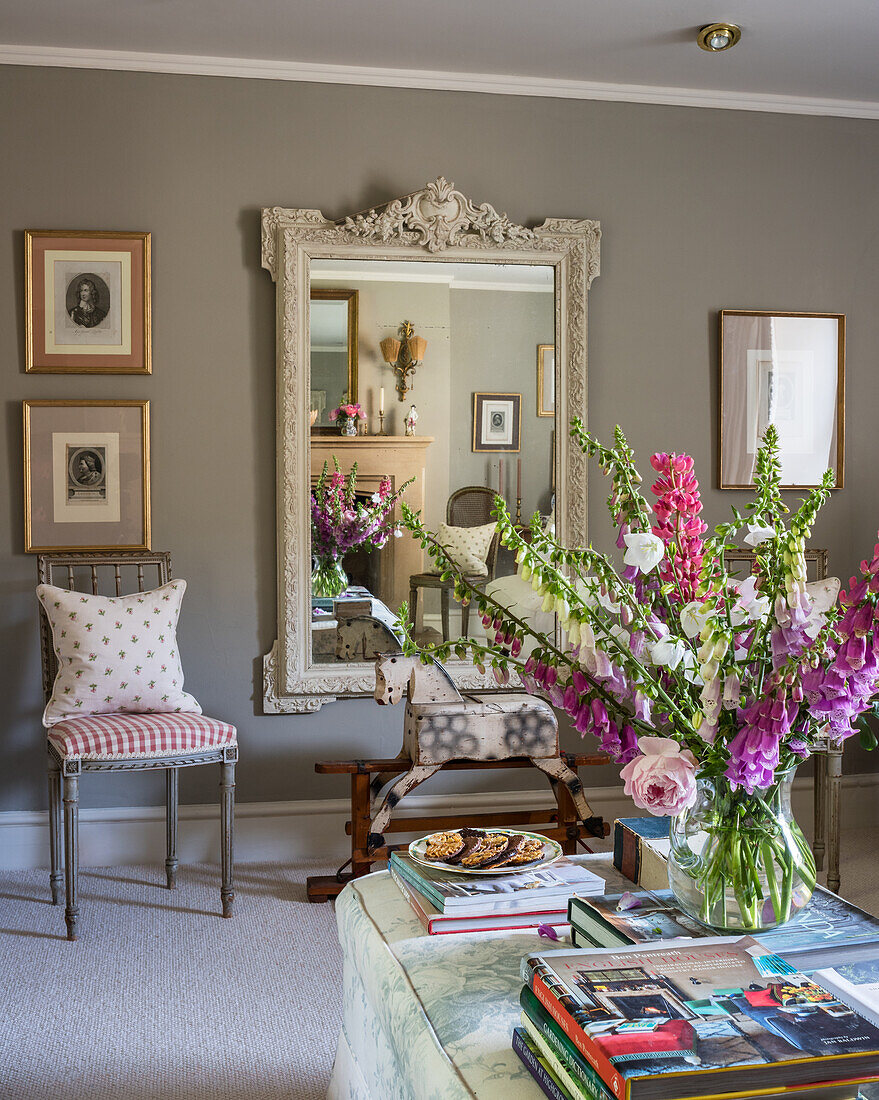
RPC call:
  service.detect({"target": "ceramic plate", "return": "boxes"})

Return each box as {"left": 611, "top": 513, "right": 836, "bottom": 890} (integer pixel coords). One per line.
{"left": 408, "top": 828, "right": 562, "bottom": 875}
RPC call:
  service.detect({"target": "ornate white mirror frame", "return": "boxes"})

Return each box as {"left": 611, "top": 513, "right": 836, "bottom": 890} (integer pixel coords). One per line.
{"left": 260, "top": 178, "right": 600, "bottom": 713}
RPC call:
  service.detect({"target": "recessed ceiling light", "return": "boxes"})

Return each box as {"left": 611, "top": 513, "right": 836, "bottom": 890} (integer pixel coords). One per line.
{"left": 697, "top": 23, "right": 742, "bottom": 52}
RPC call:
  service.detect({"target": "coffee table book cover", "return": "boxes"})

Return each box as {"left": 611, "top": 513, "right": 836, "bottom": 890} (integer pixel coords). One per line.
{"left": 521, "top": 938, "right": 879, "bottom": 1100}
{"left": 568, "top": 888, "right": 879, "bottom": 972}
{"left": 814, "top": 963, "right": 879, "bottom": 1031}
{"left": 389, "top": 852, "right": 605, "bottom": 913}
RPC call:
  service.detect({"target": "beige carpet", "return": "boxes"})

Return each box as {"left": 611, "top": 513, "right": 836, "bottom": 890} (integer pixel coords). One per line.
{"left": 0, "top": 860, "right": 344, "bottom": 1100}
{"left": 3, "top": 831, "right": 879, "bottom": 1100}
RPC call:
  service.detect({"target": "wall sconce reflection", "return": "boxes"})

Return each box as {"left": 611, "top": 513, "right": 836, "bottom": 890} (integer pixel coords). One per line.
{"left": 380, "top": 320, "right": 427, "bottom": 401}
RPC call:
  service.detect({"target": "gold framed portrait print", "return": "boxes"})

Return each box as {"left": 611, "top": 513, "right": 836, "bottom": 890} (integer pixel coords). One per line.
{"left": 25, "top": 230, "right": 151, "bottom": 374}
{"left": 23, "top": 400, "right": 151, "bottom": 553}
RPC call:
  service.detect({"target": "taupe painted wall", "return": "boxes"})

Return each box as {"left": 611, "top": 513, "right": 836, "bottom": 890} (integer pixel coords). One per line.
{"left": 2, "top": 64, "right": 878, "bottom": 815}
{"left": 449, "top": 287, "right": 555, "bottom": 520}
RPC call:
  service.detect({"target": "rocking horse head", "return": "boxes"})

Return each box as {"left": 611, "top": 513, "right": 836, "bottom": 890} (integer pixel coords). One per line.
{"left": 374, "top": 653, "right": 416, "bottom": 705}
{"left": 374, "top": 652, "right": 464, "bottom": 706}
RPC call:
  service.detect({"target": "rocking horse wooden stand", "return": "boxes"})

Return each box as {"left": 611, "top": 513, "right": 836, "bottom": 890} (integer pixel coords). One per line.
{"left": 306, "top": 652, "right": 610, "bottom": 902}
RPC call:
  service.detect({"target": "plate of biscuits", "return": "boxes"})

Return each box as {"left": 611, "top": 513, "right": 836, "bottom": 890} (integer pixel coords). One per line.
{"left": 408, "top": 828, "right": 562, "bottom": 874}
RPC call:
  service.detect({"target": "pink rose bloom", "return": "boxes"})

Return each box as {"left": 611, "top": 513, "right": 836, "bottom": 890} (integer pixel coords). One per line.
{"left": 620, "top": 736, "right": 698, "bottom": 816}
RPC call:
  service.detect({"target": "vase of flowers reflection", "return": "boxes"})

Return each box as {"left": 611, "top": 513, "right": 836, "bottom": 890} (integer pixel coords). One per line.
{"left": 310, "top": 458, "right": 413, "bottom": 599}
{"left": 329, "top": 402, "right": 364, "bottom": 437}
{"left": 399, "top": 424, "right": 879, "bottom": 932}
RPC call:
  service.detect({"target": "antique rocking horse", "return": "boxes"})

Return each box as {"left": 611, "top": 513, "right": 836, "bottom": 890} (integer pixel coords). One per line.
{"left": 367, "top": 652, "right": 604, "bottom": 852}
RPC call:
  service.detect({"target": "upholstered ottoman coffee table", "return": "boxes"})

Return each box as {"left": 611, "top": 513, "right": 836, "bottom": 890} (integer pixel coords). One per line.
{"left": 328, "top": 853, "right": 629, "bottom": 1099}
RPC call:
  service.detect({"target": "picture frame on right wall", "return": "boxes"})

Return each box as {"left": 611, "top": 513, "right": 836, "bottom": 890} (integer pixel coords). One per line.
{"left": 536, "top": 344, "right": 555, "bottom": 417}
{"left": 472, "top": 392, "right": 522, "bottom": 453}
{"left": 718, "top": 309, "right": 845, "bottom": 489}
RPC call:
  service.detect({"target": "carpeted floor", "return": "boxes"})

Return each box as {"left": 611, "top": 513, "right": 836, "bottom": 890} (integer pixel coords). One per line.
{"left": 0, "top": 860, "right": 344, "bottom": 1100}
{"left": 3, "top": 831, "right": 879, "bottom": 1100}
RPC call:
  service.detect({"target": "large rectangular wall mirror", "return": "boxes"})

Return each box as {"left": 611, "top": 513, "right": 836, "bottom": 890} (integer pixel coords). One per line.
{"left": 261, "top": 178, "right": 600, "bottom": 711}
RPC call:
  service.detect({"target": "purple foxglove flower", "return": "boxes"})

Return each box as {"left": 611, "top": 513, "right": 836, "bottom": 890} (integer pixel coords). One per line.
{"left": 852, "top": 603, "right": 874, "bottom": 637}
{"left": 573, "top": 701, "right": 594, "bottom": 735}
{"left": 836, "top": 634, "right": 867, "bottom": 673}
{"left": 618, "top": 723, "right": 639, "bottom": 764}
{"left": 633, "top": 691, "right": 652, "bottom": 724}
{"left": 591, "top": 698, "right": 609, "bottom": 727}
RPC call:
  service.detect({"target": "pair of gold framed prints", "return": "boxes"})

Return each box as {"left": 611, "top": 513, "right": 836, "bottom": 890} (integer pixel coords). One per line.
{"left": 23, "top": 230, "right": 151, "bottom": 553}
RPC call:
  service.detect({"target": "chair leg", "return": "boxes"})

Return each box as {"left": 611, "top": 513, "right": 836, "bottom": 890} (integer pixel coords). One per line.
{"left": 220, "top": 760, "right": 235, "bottom": 917}
{"left": 62, "top": 773, "right": 80, "bottom": 941}
{"left": 165, "top": 768, "right": 179, "bottom": 890}
{"left": 440, "top": 588, "right": 450, "bottom": 642}
{"left": 48, "top": 758, "right": 63, "bottom": 906}
{"left": 461, "top": 599, "right": 471, "bottom": 638}
{"left": 409, "top": 585, "right": 418, "bottom": 631}
{"left": 813, "top": 751, "right": 827, "bottom": 873}
{"left": 826, "top": 748, "right": 842, "bottom": 895}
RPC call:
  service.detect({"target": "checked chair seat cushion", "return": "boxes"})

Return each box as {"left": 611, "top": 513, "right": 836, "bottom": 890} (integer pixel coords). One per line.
{"left": 47, "top": 711, "right": 237, "bottom": 761}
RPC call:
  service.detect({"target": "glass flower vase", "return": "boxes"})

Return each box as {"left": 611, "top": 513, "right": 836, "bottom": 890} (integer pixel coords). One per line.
{"left": 311, "top": 556, "right": 348, "bottom": 599}
{"left": 667, "top": 768, "right": 816, "bottom": 932}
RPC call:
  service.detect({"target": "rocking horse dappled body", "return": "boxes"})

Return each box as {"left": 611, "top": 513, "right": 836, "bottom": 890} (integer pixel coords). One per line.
{"left": 368, "top": 652, "right": 604, "bottom": 852}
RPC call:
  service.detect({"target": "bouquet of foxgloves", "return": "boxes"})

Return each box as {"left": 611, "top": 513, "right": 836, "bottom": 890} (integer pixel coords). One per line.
{"left": 398, "top": 423, "right": 879, "bottom": 929}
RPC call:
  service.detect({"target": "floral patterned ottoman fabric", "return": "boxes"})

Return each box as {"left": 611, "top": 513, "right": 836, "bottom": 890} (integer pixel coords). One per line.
{"left": 332, "top": 859, "right": 629, "bottom": 1098}
{"left": 37, "top": 580, "right": 201, "bottom": 727}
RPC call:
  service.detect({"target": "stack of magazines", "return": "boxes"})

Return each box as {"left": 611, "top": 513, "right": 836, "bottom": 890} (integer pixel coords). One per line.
{"left": 513, "top": 937, "right": 879, "bottom": 1100}
{"left": 388, "top": 851, "right": 606, "bottom": 935}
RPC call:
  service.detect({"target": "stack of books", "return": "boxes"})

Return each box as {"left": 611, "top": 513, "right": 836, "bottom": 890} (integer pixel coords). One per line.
{"left": 612, "top": 816, "right": 671, "bottom": 891}
{"left": 388, "top": 851, "right": 606, "bottom": 935}
{"left": 513, "top": 937, "right": 879, "bottom": 1100}
{"left": 568, "top": 886, "right": 879, "bottom": 973}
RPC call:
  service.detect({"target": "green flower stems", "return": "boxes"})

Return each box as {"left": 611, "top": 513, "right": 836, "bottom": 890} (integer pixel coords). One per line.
{"left": 681, "top": 781, "right": 816, "bottom": 930}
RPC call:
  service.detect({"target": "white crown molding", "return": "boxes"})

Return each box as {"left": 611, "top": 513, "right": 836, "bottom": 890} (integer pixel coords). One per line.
{"left": 3, "top": 772, "right": 878, "bottom": 870}
{"left": 2, "top": 43, "right": 879, "bottom": 119}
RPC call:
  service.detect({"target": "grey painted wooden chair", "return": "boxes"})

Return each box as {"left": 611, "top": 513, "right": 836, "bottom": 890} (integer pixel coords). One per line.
{"left": 408, "top": 486, "right": 501, "bottom": 641}
{"left": 38, "top": 551, "right": 237, "bottom": 941}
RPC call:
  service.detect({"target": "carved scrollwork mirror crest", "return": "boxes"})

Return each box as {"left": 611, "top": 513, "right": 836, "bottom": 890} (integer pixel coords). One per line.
{"left": 261, "top": 178, "right": 600, "bottom": 713}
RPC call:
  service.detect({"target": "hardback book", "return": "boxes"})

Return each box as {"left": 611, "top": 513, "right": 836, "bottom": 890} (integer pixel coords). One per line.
{"left": 520, "top": 984, "right": 615, "bottom": 1100}
{"left": 389, "top": 852, "right": 605, "bottom": 914}
{"left": 814, "top": 962, "right": 879, "bottom": 1030}
{"left": 568, "top": 887, "right": 879, "bottom": 974}
{"left": 388, "top": 863, "right": 570, "bottom": 935}
{"left": 520, "top": 1017, "right": 593, "bottom": 1100}
{"left": 512, "top": 1026, "right": 574, "bottom": 1100}
{"left": 612, "top": 817, "right": 670, "bottom": 891}
{"left": 521, "top": 938, "right": 879, "bottom": 1100}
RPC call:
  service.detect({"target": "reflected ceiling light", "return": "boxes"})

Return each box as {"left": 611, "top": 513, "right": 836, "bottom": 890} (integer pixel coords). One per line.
{"left": 697, "top": 23, "right": 742, "bottom": 51}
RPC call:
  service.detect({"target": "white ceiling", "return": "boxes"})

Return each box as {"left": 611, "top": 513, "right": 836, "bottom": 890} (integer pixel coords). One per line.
{"left": 3, "top": 1, "right": 879, "bottom": 117}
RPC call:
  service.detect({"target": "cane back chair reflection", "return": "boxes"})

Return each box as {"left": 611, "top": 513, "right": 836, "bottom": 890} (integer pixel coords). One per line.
{"left": 38, "top": 552, "right": 237, "bottom": 941}
{"left": 408, "top": 486, "right": 502, "bottom": 641}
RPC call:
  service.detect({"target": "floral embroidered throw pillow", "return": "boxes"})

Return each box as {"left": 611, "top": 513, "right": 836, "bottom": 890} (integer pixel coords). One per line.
{"left": 37, "top": 580, "right": 202, "bottom": 728}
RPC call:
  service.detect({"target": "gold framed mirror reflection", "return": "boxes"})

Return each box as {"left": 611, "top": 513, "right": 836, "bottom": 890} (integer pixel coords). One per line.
{"left": 260, "top": 178, "right": 600, "bottom": 712}
{"left": 310, "top": 288, "right": 358, "bottom": 433}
